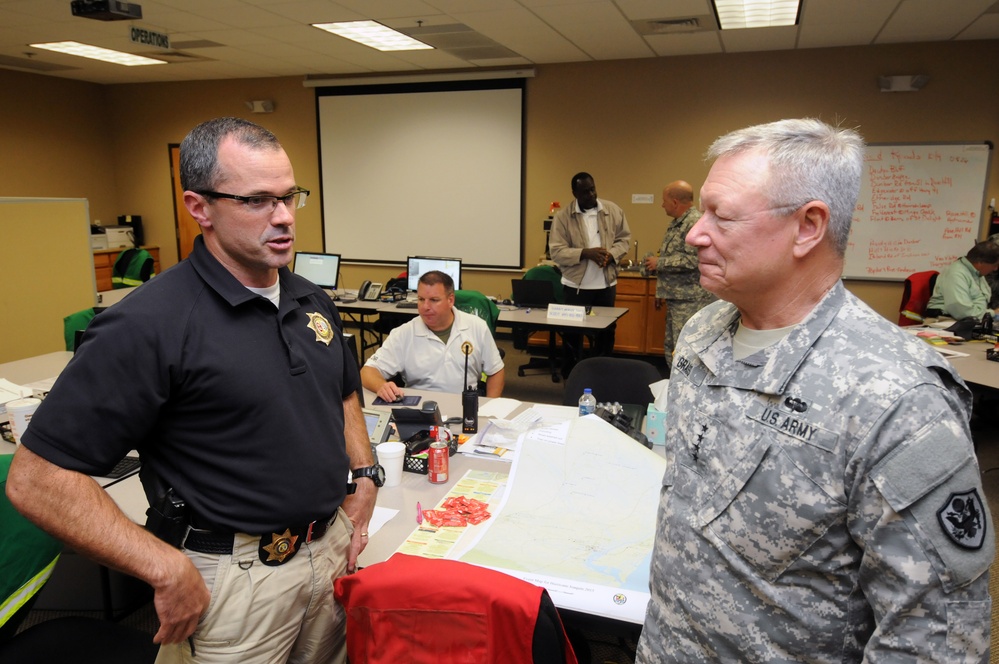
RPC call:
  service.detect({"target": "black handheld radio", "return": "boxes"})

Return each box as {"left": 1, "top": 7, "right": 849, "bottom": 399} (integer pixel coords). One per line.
{"left": 461, "top": 341, "right": 478, "bottom": 433}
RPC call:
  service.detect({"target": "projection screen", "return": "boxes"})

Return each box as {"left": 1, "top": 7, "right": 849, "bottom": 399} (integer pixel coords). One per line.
{"left": 316, "top": 79, "right": 524, "bottom": 269}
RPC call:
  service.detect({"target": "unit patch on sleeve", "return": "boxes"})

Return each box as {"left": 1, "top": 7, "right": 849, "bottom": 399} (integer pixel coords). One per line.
{"left": 937, "top": 489, "right": 987, "bottom": 550}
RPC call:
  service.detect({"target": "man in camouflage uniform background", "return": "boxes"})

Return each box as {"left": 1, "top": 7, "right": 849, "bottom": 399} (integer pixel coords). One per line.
{"left": 636, "top": 118, "right": 994, "bottom": 663}
{"left": 642, "top": 180, "right": 717, "bottom": 368}
{"left": 987, "top": 232, "right": 999, "bottom": 309}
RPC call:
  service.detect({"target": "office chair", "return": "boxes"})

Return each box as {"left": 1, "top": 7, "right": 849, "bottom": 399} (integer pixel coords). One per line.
{"left": 111, "top": 248, "right": 155, "bottom": 289}
{"left": 334, "top": 553, "right": 578, "bottom": 664}
{"left": 898, "top": 270, "right": 939, "bottom": 325}
{"left": 562, "top": 357, "right": 662, "bottom": 430}
{"left": 0, "top": 616, "right": 158, "bottom": 663}
{"left": 515, "top": 265, "right": 565, "bottom": 382}
{"left": 0, "top": 455, "right": 63, "bottom": 643}
{"left": 454, "top": 289, "right": 505, "bottom": 393}
{"left": 454, "top": 289, "right": 500, "bottom": 335}
{"left": 63, "top": 308, "right": 98, "bottom": 351}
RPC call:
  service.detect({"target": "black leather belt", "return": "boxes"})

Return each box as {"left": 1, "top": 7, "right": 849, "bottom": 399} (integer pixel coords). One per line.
{"left": 183, "top": 512, "right": 337, "bottom": 566}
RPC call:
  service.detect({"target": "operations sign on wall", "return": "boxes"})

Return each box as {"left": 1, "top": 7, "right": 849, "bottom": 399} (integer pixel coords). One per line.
{"left": 844, "top": 143, "right": 992, "bottom": 281}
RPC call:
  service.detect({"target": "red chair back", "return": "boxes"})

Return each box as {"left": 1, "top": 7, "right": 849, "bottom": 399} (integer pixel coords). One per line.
{"left": 898, "top": 270, "right": 939, "bottom": 325}
{"left": 334, "top": 554, "right": 577, "bottom": 664}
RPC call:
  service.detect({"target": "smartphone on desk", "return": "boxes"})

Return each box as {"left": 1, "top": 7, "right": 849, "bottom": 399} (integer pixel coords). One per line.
{"left": 373, "top": 395, "right": 421, "bottom": 406}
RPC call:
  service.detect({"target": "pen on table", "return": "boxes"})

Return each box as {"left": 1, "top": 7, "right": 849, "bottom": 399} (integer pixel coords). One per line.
{"left": 416, "top": 501, "right": 423, "bottom": 524}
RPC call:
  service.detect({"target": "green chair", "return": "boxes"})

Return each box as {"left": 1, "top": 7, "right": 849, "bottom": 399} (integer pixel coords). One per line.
{"left": 0, "top": 455, "right": 62, "bottom": 642}
{"left": 454, "top": 289, "right": 500, "bottom": 335}
{"left": 111, "top": 248, "right": 155, "bottom": 289}
{"left": 63, "top": 308, "right": 98, "bottom": 351}
{"left": 516, "top": 265, "right": 564, "bottom": 381}
{"left": 523, "top": 265, "right": 564, "bottom": 304}
{"left": 454, "top": 289, "right": 504, "bottom": 393}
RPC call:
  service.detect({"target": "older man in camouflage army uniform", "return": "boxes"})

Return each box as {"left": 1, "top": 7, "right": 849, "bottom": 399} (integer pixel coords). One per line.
{"left": 636, "top": 118, "right": 994, "bottom": 663}
{"left": 642, "top": 180, "right": 716, "bottom": 367}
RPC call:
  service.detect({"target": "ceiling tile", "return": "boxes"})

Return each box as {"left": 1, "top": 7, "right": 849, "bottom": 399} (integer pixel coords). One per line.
{"left": 615, "top": 0, "right": 713, "bottom": 21}
{"left": 644, "top": 30, "right": 722, "bottom": 57}
{"left": 876, "top": 0, "right": 996, "bottom": 43}
{"left": 719, "top": 25, "right": 798, "bottom": 53}
{"left": 531, "top": 1, "right": 654, "bottom": 60}
{"left": 451, "top": 6, "right": 589, "bottom": 63}
{"left": 0, "top": 0, "right": 994, "bottom": 84}
{"left": 958, "top": 14, "right": 999, "bottom": 40}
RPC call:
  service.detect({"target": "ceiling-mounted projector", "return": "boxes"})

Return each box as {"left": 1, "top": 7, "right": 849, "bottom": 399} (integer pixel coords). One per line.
{"left": 70, "top": 0, "right": 142, "bottom": 21}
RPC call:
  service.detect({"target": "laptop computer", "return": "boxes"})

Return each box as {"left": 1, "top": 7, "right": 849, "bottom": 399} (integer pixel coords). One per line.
{"left": 511, "top": 279, "right": 556, "bottom": 308}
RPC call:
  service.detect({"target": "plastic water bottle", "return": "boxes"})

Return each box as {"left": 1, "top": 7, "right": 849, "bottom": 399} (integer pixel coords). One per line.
{"left": 578, "top": 388, "right": 596, "bottom": 416}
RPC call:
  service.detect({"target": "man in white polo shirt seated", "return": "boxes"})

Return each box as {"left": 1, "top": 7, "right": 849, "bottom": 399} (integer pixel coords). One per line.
{"left": 361, "top": 271, "right": 505, "bottom": 402}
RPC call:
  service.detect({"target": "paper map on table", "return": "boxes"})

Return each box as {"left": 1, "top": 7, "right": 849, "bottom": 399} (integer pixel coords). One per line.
{"left": 456, "top": 415, "right": 666, "bottom": 624}
{"left": 395, "top": 470, "right": 507, "bottom": 559}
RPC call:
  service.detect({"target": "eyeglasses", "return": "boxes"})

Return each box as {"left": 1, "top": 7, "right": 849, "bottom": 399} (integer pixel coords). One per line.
{"left": 198, "top": 186, "right": 310, "bottom": 212}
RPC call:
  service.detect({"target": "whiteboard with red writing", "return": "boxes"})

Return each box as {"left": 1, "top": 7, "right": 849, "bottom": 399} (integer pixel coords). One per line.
{"left": 844, "top": 143, "right": 992, "bottom": 280}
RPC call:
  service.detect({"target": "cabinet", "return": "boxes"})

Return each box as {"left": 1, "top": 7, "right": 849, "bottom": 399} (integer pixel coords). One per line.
{"left": 614, "top": 274, "right": 666, "bottom": 357}
{"left": 645, "top": 297, "right": 667, "bottom": 356}
{"left": 93, "top": 246, "right": 160, "bottom": 292}
{"left": 612, "top": 277, "right": 648, "bottom": 354}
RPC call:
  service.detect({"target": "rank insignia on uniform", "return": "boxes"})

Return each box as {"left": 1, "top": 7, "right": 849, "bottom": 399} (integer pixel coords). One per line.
{"left": 306, "top": 312, "right": 334, "bottom": 346}
{"left": 260, "top": 528, "right": 300, "bottom": 565}
{"left": 783, "top": 396, "right": 808, "bottom": 413}
{"left": 937, "top": 489, "right": 986, "bottom": 550}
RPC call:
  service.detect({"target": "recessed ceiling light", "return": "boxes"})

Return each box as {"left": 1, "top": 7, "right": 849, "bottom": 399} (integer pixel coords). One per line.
{"left": 712, "top": 0, "right": 801, "bottom": 29}
{"left": 312, "top": 21, "right": 433, "bottom": 52}
{"left": 30, "top": 41, "right": 166, "bottom": 66}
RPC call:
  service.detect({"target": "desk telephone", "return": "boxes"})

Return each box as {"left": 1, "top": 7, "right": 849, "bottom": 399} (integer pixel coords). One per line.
{"left": 358, "top": 280, "right": 383, "bottom": 301}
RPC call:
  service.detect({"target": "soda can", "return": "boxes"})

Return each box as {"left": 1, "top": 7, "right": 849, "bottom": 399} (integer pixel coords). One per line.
{"left": 428, "top": 440, "right": 449, "bottom": 484}
{"left": 430, "top": 425, "right": 452, "bottom": 444}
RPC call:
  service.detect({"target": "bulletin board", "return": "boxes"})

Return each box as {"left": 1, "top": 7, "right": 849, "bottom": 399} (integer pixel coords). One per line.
{"left": 844, "top": 143, "right": 992, "bottom": 280}
{"left": 0, "top": 198, "right": 96, "bottom": 363}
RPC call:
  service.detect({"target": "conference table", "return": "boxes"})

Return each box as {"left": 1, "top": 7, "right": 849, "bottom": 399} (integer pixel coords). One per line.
{"left": 0, "top": 353, "right": 658, "bottom": 627}
{"left": 946, "top": 344, "right": 999, "bottom": 390}
{"left": 899, "top": 325, "right": 999, "bottom": 390}
{"left": 336, "top": 295, "right": 629, "bottom": 373}
{"left": 356, "top": 387, "right": 664, "bottom": 627}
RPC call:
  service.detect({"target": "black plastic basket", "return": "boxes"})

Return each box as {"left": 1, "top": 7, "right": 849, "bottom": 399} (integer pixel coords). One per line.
{"left": 404, "top": 454, "right": 429, "bottom": 475}
{"left": 402, "top": 438, "right": 459, "bottom": 475}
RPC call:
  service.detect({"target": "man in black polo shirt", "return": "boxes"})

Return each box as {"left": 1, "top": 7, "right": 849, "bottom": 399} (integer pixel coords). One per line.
{"left": 7, "top": 118, "right": 379, "bottom": 663}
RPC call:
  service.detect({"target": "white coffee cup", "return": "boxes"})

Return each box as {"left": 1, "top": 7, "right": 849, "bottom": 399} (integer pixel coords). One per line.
{"left": 376, "top": 441, "right": 407, "bottom": 488}
{"left": 7, "top": 397, "right": 41, "bottom": 445}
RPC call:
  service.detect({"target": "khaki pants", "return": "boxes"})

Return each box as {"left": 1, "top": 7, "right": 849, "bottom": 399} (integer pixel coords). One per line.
{"left": 156, "top": 507, "right": 352, "bottom": 664}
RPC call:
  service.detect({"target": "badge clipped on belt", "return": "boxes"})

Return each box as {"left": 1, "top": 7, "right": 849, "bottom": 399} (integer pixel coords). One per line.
{"left": 259, "top": 529, "right": 300, "bottom": 566}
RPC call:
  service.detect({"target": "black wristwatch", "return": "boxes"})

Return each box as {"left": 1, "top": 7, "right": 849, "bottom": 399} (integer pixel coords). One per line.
{"left": 352, "top": 465, "right": 385, "bottom": 487}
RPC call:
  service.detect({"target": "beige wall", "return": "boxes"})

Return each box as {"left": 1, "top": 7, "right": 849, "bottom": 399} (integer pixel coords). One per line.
{"left": 0, "top": 71, "right": 117, "bottom": 224}
{"left": 3, "top": 39, "right": 999, "bottom": 354}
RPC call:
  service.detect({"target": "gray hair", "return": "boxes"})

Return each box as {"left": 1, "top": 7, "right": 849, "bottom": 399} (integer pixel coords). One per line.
{"left": 180, "top": 117, "right": 282, "bottom": 193}
{"left": 706, "top": 118, "right": 864, "bottom": 256}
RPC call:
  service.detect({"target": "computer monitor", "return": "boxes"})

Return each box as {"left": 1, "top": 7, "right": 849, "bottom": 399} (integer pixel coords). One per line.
{"left": 407, "top": 256, "right": 461, "bottom": 291}
{"left": 293, "top": 252, "right": 341, "bottom": 290}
